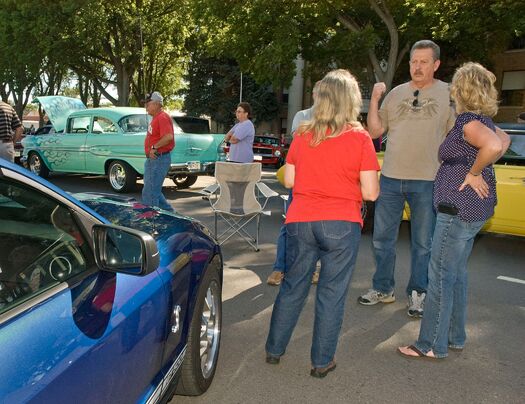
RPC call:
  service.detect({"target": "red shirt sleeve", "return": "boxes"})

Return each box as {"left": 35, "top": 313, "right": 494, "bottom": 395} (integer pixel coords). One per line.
{"left": 360, "top": 131, "right": 381, "bottom": 171}
{"left": 286, "top": 137, "right": 298, "bottom": 165}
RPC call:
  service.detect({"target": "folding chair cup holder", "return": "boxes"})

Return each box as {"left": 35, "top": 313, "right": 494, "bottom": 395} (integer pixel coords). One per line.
{"left": 199, "top": 162, "right": 278, "bottom": 251}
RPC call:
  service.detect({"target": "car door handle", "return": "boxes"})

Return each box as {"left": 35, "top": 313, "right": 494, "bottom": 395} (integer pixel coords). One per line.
{"left": 171, "top": 305, "right": 181, "bottom": 334}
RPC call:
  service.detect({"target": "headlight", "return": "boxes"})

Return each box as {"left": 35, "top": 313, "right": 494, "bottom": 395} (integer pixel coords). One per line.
{"left": 274, "top": 150, "right": 281, "bottom": 157}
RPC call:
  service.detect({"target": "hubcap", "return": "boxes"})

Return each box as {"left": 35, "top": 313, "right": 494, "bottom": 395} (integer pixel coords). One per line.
{"left": 199, "top": 280, "right": 220, "bottom": 379}
{"left": 30, "top": 155, "right": 41, "bottom": 175}
{"left": 175, "top": 175, "right": 188, "bottom": 185}
{"left": 109, "top": 164, "right": 126, "bottom": 190}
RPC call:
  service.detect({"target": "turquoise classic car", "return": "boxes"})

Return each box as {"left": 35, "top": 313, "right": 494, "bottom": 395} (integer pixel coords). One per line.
{"left": 21, "top": 96, "right": 226, "bottom": 192}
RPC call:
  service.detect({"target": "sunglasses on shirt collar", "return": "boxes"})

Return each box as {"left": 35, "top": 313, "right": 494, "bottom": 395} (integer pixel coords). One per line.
{"left": 413, "top": 90, "right": 420, "bottom": 107}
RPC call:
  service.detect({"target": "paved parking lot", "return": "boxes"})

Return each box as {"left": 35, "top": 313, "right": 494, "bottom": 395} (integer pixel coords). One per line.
{"left": 50, "top": 169, "right": 525, "bottom": 404}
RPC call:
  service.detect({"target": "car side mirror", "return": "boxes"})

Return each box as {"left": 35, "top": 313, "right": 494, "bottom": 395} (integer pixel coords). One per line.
{"left": 92, "top": 224, "right": 159, "bottom": 276}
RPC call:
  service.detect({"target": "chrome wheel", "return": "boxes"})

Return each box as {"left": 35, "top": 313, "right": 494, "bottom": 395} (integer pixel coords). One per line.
{"left": 109, "top": 162, "right": 126, "bottom": 191}
{"left": 171, "top": 174, "right": 198, "bottom": 189}
{"left": 199, "top": 280, "right": 221, "bottom": 379}
{"left": 29, "top": 154, "right": 42, "bottom": 175}
{"left": 108, "top": 161, "right": 136, "bottom": 193}
{"left": 176, "top": 261, "right": 222, "bottom": 396}
{"left": 28, "top": 153, "right": 49, "bottom": 178}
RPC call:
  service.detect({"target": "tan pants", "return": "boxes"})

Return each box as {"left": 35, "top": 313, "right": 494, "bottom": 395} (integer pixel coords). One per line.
{"left": 0, "top": 141, "right": 14, "bottom": 162}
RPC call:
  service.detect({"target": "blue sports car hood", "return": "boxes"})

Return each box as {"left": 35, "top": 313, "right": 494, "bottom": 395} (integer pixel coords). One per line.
{"left": 73, "top": 192, "right": 193, "bottom": 240}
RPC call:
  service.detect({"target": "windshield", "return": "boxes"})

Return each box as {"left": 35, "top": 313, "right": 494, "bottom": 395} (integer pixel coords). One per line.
{"left": 119, "top": 114, "right": 151, "bottom": 133}
{"left": 254, "top": 136, "right": 279, "bottom": 146}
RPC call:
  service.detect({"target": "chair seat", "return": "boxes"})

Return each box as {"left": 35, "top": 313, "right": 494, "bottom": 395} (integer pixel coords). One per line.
{"left": 201, "top": 162, "right": 278, "bottom": 251}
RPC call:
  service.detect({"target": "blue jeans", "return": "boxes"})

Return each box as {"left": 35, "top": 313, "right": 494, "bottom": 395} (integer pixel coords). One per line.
{"left": 372, "top": 175, "right": 435, "bottom": 295}
{"left": 266, "top": 220, "right": 361, "bottom": 368}
{"left": 415, "top": 213, "right": 484, "bottom": 358}
{"left": 273, "top": 189, "right": 293, "bottom": 272}
{"left": 142, "top": 153, "right": 174, "bottom": 211}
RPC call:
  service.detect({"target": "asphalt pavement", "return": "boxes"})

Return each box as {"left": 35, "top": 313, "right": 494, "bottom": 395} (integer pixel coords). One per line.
{"left": 49, "top": 169, "right": 525, "bottom": 404}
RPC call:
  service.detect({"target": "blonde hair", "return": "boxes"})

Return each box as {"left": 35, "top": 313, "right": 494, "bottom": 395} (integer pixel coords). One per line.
{"left": 296, "top": 69, "right": 362, "bottom": 146}
{"left": 451, "top": 62, "right": 498, "bottom": 117}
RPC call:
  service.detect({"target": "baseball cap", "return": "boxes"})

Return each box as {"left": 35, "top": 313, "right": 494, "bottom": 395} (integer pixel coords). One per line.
{"left": 143, "top": 91, "right": 163, "bottom": 104}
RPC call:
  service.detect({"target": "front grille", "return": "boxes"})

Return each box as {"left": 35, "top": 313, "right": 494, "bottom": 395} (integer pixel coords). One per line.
{"left": 253, "top": 147, "right": 273, "bottom": 155}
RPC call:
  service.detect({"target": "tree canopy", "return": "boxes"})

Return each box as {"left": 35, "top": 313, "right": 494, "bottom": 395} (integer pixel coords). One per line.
{"left": 0, "top": 0, "right": 523, "bottom": 121}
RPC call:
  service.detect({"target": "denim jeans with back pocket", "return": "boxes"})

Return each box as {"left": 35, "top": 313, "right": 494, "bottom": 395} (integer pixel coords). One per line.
{"left": 266, "top": 220, "right": 361, "bottom": 368}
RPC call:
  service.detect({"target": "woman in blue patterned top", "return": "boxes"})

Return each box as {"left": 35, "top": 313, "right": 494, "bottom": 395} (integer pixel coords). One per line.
{"left": 398, "top": 62, "right": 510, "bottom": 359}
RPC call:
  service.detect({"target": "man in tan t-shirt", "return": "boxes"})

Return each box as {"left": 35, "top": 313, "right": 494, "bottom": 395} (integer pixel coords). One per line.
{"left": 358, "top": 40, "right": 456, "bottom": 318}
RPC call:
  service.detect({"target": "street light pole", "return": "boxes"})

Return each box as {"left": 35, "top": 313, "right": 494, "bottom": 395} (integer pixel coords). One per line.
{"left": 240, "top": 72, "right": 243, "bottom": 103}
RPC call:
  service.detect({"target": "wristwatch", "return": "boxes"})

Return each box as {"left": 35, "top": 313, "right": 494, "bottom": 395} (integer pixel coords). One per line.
{"left": 151, "top": 145, "right": 157, "bottom": 150}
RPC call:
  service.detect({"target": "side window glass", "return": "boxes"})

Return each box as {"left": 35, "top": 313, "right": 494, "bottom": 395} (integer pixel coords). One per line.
{"left": 69, "top": 116, "right": 91, "bottom": 134}
{"left": 119, "top": 114, "right": 150, "bottom": 133}
{"left": 0, "top": 178, "right": 92, "bottom": 314}
{"left": 93, "top": 117, "right": 118, "bottom": 134}
{"left": 498, "top": 133, "right": 525, "bottom": 164}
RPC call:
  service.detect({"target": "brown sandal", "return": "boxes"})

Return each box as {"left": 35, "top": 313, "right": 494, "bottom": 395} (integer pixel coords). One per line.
{"left": 397, "top": 345, "right": 439, "bottom": 360}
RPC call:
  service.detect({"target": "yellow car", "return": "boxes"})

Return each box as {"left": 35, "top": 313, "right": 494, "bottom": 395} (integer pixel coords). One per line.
{"left": 374, "top": 123, "right": 525, "bottom": 237}
{"left": 277, "top": 126, "right": 525, "bottom": 237}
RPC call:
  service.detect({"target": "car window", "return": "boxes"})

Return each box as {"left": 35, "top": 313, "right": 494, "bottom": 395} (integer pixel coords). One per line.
{"left": 0, "top": 178, "right": 92, "bottom": 315}
{"left": 93, "top": 116, "right": 118, "bottom": 134}
{"left": 172, "top": 119, "right": 184, "bottom": 135}
{"left": 255, "top": 137, "right": 279, "bottom": 146}
{"left": 497, "top": 127, "right": 525, "bottom": 165}
{"left": 172, "top": 117, "right": 210, "bottom": 134}
{"left": 69, "top": 116, "right": 91, "bottom": 134}
{"left": 119, "top": 114, "right": 150, "bottom": 133}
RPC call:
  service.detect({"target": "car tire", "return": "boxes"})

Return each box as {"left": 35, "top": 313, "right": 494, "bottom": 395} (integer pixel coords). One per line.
{"left": 28, "top": 152, "right": 50, "bottom": 178}
{"left": 176, "top": 265, "right": 222, "bottom": 396}
{"left": 108, "top": 161, "right": 137, "bottom": 193}
{"left": 171, "top": 174, "right": 198, "bottom": 189}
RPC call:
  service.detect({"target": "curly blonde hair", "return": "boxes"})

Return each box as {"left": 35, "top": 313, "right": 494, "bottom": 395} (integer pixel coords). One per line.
{"left": 451, "top": 62, "right": 499, "bottom": 117}
{"left": 296, "top": 69, "right": 362, "bottom": 146}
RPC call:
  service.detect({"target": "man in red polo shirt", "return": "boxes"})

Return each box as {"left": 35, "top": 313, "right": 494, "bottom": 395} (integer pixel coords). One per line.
{"left": 142, "top": 91, "right": 175, "bottom": 211}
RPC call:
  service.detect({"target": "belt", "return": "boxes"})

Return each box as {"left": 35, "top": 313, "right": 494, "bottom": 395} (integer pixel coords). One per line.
{"left": 147, "top": 151, "right": 171, "bottom": 158}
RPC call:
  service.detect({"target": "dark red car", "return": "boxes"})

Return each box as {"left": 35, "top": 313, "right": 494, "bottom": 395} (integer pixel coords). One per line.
{"left": 224, "top": 134, "right": 288, "bottom": 167}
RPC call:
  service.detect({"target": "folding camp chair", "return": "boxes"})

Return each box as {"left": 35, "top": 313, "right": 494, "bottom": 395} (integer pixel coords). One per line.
{"left": 200, "top": 162, "right": 278, "bottom": 251}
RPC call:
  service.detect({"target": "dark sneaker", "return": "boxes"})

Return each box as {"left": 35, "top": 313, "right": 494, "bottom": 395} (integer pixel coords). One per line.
{"left": 357, "top": 289, "right": 396, "bottom": 305}
{"left": 266, "top": 353, "right": 281, "bottom": 364}
{"left": 407, "top": 290, "right": 426, "bottom": 318}
{"left": 310, "top": 361, "right": 337, "bottom": 378}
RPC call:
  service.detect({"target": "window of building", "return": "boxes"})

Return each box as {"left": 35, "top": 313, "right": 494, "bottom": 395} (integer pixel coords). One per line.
{"left": 501, "top": 71, "right": 525, "bottom": 106}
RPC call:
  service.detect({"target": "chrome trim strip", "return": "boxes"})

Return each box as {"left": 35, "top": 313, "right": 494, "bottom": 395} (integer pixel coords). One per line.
{"left": 145, "top": 346, "right": 187, "bottom": 404}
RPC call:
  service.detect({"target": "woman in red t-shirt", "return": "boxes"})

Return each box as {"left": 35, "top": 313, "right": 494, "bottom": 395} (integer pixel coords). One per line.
{"left": 265, "top": 69, "right": 380, "bottom": 378}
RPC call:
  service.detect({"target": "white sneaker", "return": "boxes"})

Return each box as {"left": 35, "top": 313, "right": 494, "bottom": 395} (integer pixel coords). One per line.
{"left": 407, "top": 291, "right": 426, "bottom": 318}
{"left": 357, "top": 289, "right": 396, "bottom": 305}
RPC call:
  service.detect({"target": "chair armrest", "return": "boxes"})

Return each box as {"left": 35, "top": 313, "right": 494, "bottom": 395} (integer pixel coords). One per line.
{"left": 199, "top": 183, "right": 220, "bottom": 196}
{"left": 256, "top": 182, "right": 279, "bottom": 198}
